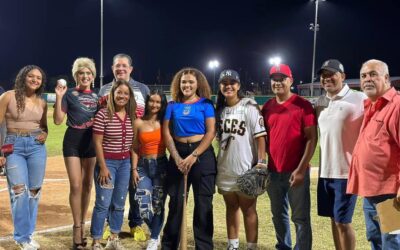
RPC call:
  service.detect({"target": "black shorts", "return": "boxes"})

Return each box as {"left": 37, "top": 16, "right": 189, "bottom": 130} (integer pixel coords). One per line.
{"left": 63, "top": 127, "right": 96, "bottom": 158}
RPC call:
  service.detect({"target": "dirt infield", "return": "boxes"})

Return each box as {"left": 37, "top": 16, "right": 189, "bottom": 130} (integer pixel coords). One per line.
{"left": 0, "top": 156, "right": 96, "bottom": 238}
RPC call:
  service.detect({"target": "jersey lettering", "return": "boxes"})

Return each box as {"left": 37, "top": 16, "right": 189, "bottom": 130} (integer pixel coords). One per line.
{"left": 221, "top": 118, "right": 245, "bottom": 135}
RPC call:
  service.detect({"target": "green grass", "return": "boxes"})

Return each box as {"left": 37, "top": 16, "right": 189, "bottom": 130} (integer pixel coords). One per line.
{"left": 20, "top": 107, "right": 368, "bottom": 249}
{"left": 46, "top": 119, "right": 67, "bottom": 157}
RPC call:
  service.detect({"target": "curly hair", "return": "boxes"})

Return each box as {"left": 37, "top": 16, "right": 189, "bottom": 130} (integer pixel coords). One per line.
{"left": 170, "top": 67, "right": 211, "bottom": 102}
{"left": 14, "top": 65, "right": 46, "bottom": 114}
{"left": 143, "top": 89, "right": 168, "bottom": 122}
{"left": 72, "top": 57, "right": 96, "bottom": 86}
{"left": 107, "top": 80, "right": 136, "bottom": 126}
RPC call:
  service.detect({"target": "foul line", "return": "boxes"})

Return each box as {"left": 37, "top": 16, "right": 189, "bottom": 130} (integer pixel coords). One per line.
{"left": 0, "top": 178, "right": 69, "bottom": 182}
{"left": 0, "top": 222, "right": 89, "bottom": 242}
{"left": 0, "top": 211, "right": 131, "bottom": 242}
{"left": 0, "top": 178, "right": 69, "bottom": 193}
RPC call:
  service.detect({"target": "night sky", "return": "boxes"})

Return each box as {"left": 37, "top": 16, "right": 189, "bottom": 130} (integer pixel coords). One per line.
{"left": 1, "top": 0, "right": 399, "bottom": 91}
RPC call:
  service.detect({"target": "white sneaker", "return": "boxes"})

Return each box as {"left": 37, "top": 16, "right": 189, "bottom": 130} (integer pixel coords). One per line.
{"left": 30, "top": 239, "right": 40, "bottom": 249}
{"left": 92, "top": 242, "right": 104, "bottom": 250}
{"left": 227, "top": 244, "right": 238, "bottom": 250}
{"left": 17, "top": 241, "right": 37, "bottom": 250}
{"left": 146, "top": 238, "right": 160, "bottom": 250}
{"left": 105, "top": 236, "right": 125, "bottom": 250}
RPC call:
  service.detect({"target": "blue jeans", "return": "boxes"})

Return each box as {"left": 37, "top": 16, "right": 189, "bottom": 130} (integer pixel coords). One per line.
{"left": 135, "top": 156, "right": 167, "bottom": 239}
{"left": 5, "top": 134, "right": 47, "bottom": 244}
{"left": 128, "top": 173, "right": 143, "bottom": 228}
{"left": 267, "top": 170, "right": 312, "bottom": 250}
{"left": 90, "top": 158, "right": 131, "bottom": 239}
{"left": 363, "top": 196, "right": 400, "bottom": 250}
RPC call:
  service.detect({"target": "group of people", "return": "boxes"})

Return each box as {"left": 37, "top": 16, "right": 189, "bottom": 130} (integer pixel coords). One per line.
{"left": 0, "top": 54, "right": 398, "bottom": 250}
{"left": 315, "top": 59, "right": 400, "bottom": 250}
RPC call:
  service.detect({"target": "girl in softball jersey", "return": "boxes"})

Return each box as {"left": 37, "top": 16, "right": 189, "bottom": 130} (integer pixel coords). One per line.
{"left": 216, "top": 69, "right": 267, "bottom": 250}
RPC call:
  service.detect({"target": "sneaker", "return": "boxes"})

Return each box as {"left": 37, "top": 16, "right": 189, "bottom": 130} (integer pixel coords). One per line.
{"left": 105, "top": 236, "right": 125, "bottom": 250}
{"left": 102, "top": 225, "right": 111, "bottom": 240}
{"left": 17, "top": 241, "right": 37, "bottom": 250}
{"left": 29, "top": 239, "right": 40, "bottom": 249}
{"left": 227, "top": 244, "right": 238, "bottom": 250}
{"left": 92, "top": 242, "right": 104, "bottom": 250}
{"left": 146, "top": 238, "right": 160, "bottom": 250}
{"left": 130, "top": 226, "right": 147, "bottom": 242}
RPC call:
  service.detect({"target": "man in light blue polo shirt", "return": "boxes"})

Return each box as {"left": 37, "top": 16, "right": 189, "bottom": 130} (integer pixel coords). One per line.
{"left": 315, "top": 59, "right": 366, "bottom": 250}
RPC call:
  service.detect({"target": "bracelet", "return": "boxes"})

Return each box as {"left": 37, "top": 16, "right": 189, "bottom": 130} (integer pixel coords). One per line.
{"left": 191, "top": 150, "right": 199, "bottom": 158}
{"left": 132, "top": 167, "right": 137, "bottom": 171}
{"left": 258, "top": 159, "right": 267, "bottom": 164}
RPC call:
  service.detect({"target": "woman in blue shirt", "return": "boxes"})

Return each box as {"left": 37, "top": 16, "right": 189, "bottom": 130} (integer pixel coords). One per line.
{"left": 162, "top": 67, "right": 217, "bottom": 250}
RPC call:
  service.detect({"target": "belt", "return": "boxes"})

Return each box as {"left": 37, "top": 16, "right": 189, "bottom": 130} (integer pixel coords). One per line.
{"left": 7, "top": 130, "right": 43, "bottom": 137}
{"left": 174, "top": 140, "right": 202, "bottom": 146}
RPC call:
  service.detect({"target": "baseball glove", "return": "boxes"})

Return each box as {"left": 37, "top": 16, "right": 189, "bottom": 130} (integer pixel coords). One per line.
{"left": 237, "top": 165, "right": 270, "bottom": 198}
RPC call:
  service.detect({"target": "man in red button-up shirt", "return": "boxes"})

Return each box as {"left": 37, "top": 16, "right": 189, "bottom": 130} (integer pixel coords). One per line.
{"left": 347, "top": 59, "right": 400, "bottom": 249}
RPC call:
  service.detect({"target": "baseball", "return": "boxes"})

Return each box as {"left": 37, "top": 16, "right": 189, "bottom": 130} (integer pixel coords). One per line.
{"left": 57, "top": 79, "right": 67, "bottom": 87}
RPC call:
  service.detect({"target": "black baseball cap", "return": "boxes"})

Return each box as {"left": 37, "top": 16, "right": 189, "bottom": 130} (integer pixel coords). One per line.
{"left": 318, "top": 59, "right": 345, "bottom": 74}
{"left": 218, "top": 69, "right": 240, "bottom": 83}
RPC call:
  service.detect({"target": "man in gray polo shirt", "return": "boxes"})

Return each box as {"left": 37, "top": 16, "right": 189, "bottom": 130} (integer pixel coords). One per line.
{"left": 315, "top": 59, "right": 366, "bottom": 250}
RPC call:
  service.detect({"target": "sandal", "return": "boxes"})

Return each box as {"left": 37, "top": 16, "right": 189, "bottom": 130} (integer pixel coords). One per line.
{"left": 81, "top": 222, "right": 88, "bottom": 247}
{"left": 73, "top": 225, "right": 85, "bottom": 250}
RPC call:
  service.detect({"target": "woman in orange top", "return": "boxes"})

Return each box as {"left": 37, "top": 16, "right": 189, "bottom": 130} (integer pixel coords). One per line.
{"left": 131, "top": 89, "right": 168, "bottom": 250}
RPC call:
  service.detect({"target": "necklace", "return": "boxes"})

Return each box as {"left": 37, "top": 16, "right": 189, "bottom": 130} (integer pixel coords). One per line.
{"left": 184, "top": 95, "right": 199, "bottom": 103}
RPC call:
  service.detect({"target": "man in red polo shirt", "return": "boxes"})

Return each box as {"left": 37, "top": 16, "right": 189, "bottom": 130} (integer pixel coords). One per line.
{"left": 262, "top": 64, "right": 317, "bottom": 250}
{"left": 347, "top": 59, "right": 400, "bottom": 249}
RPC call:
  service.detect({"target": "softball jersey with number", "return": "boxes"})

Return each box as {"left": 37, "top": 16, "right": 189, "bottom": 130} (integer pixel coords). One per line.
{"left": 216, "top": 98, "right": 267, "bottom": 192}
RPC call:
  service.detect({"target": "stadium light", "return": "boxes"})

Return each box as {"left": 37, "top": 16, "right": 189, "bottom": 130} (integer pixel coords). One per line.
{"left": 208, "top": 59, "right": 220, "bottom": 94}
{"left": 269, "top": 56, "right": 282, "bottom": 66}
{"left": 309, "top": 0, "right": 326, "bottom": 96}
{"left": 100, "top": 0, "right": 104, "bottom": 88}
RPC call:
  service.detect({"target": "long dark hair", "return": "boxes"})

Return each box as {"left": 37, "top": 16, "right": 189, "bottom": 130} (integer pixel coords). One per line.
{"left": 107, "top": 80, "right": 137, "bottom": 126}
{"left": 143, "top": 89, "right": 168, "bottom": 122}
{"left": 215, "top": 87, "right": 245, "bottom": 117}
{"left": 14, "top": 65, "right": 46, "bottom": 114}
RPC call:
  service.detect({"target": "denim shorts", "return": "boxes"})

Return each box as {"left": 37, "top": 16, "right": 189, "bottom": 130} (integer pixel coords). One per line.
{"left": 317, "top": 178, "right": 357, "bottom": 223}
